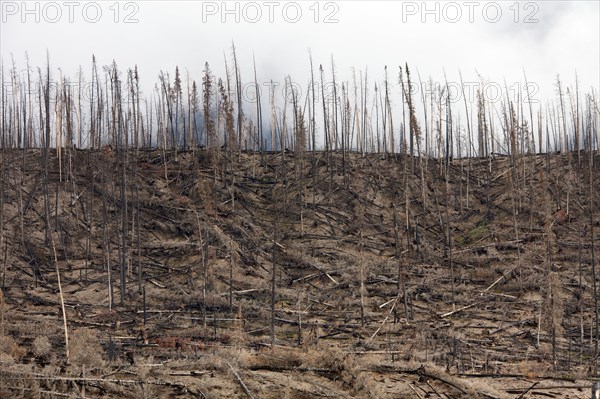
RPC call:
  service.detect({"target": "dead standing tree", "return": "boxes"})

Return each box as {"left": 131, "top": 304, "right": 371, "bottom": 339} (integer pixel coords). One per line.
{"left": 231, "top": 43, "right": 244, "bottom": 150}
{"left": 108, "top": 62, "right": 129, "bottom": 305}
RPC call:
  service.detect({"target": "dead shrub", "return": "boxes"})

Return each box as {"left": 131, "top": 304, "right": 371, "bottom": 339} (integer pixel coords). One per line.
{"left": 32, "top": 336, "right": 52, "bottom": 359}
{"left": 303, "top": 346, "right": 383, "bottom": 398}
{"left": 0, "top": 334, "right": 26, "bottom": 362}
{"left": 244, "top": 346, "right": 303, "bottom": 370}
{"left": 69, "top": 328, "right": 106, "bottom": 369}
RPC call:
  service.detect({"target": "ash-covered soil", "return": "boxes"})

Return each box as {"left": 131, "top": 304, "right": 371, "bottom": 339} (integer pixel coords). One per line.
{"left": 0, "top": 148, "right": 598, "bottom": 398}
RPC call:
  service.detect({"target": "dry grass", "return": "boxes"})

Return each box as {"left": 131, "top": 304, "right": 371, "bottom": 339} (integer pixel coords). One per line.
{"left": 0, "top": 334, "right": 25, "bottom": 363}
{"left": 69, "top": 328, "right": 106, "bottom": 369}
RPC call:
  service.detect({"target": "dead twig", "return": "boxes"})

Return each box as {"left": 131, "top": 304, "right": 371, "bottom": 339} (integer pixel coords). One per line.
{"left": 515, "top": 381, "right": 539, "bottom": 399}
{"left": 408, "top": 383, "right": 425, "bottom": 399}
{"left": 440, "top": 303, "right": 477, "bottom": 318}
{"left": 226, "top": 361, "right": 254, "bottom": 399}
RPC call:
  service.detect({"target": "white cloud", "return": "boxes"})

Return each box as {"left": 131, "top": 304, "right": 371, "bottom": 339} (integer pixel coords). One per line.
{"left": 1, "top": 1, "right": 598, "bottom": 111}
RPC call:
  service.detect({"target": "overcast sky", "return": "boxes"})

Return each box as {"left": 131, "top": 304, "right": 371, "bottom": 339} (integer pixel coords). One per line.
{"left": 1, "top": 0, "right": 599, "bottom": 109}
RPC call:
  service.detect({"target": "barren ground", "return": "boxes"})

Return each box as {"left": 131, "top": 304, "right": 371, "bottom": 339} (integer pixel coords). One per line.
{"left": 0, "top": 148, "right": 599, "bottom": 398}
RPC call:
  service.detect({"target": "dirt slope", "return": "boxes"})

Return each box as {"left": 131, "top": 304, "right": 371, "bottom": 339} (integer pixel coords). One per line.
{"left": 0, "top": 148, "right": 598, "bottom": 398}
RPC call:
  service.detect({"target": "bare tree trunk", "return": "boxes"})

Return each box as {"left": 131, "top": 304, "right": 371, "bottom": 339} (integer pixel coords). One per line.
{"left": 228, "top": 239, "right": 234, "bottom": 316}
{"left": 113, "top": 65, "right": 129, "bottom": 306}
{"left": 392, "top": 188, "right": 409, "bottom": 323}
{"left": 192, "top": 213, "right": 207, "bottom": 327}
{"left": 253, "top": 55, "right": 262, "bottom": 159}
{"left": 232, "top": 42, "right": 243, "bottom": 149}
{"left": 384, "top": 66, "right": 394, "bottom": 156}
{"left": 590, "top": 133, "right": 598, "bottom": 357}
{"left": 320, "top": 65, "right": 330, "bottom": 153}
{"left": 444, "top": 85, "right": 455, "bottom": 310}
{"left": 330, "top": 56, "right": 339, "bottom": 151}
{"left": 556, "top": 75, "right": 568, "bottom": 153}
{"left": 43, "top": 55, "right": 52, "bottom": 245}
{"left": 102, "top": 161, "right": 114, "bottom": 309}
{"left": 359, "top": 229, "right": 365, "bottom": 326}
{"left": 271, "top": 208, "right": 277, "bottom": 344}
{"left": 51, "top": 233, "right": 70, "bottom": 365}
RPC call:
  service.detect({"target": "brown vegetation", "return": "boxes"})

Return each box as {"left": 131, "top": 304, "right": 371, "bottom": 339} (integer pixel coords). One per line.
{"left": 0, "top": 147, "right": 598, "bottom": 398}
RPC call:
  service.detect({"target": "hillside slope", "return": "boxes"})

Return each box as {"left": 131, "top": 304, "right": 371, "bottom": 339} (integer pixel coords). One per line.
{"left": 0, "top": 148, "right": 599, "bottom": 398}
